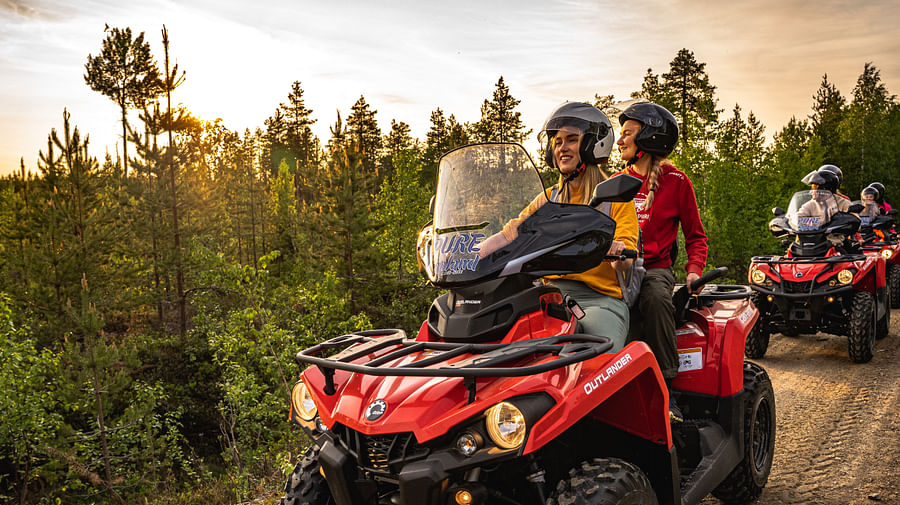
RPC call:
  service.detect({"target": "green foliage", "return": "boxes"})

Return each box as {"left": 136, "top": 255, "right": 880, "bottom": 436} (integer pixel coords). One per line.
{"left": 470, "top": 77, "right": 532, "bottom": 143}
{"left": 0, "top": 295, "right": 62, "bottom": 503}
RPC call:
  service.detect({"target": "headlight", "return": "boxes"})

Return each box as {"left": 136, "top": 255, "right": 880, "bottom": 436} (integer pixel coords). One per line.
{"left": 485, "top": 402, "right": 526, "bottom": 449}
{"left": 882, "top": 249, "right": 894, "bottom": 260}
{"left": 455, "top": 431, "right": 482, "bottom": 457}
{"left": 292, "top": 381, "right": 317, "bottom": 421}
{"left": 750, "top": 268, "right": 766, "bottom": 284}
{"left": 836, "top": 269, "right": 854, "bottom": 285}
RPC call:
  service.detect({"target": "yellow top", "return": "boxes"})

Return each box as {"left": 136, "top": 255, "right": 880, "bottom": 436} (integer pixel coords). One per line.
{"left": 500, "top": 183, "right": 639, "bottom": 299}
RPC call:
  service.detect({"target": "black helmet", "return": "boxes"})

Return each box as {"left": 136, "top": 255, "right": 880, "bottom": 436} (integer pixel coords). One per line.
{"left": 861, "top": 186, "right": 879, "bottom": 199}
{"left": 804, "top": 170, "right": 838, "bottom": 193}
{"left": 801, "top": 170, "right": 818, "bottom": 186}
{"left": 817, "top": 164, "right": 843, "bottom": 188}
{"left": 540, "top": 102, "right": 614, "bottom": 168}
{"left": 869, "top": 182, "right": 885, "bottom": 203}
{"left": 618, "top": 102, "right": 679, "bottom": 158}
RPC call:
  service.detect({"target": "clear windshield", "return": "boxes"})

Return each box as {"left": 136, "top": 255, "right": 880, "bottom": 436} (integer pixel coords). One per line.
{"left": 429, "top": 143, "right": 545, "bottom": 282}
{"left": 786, "top": 189, "right": 839, "bottom": 231}
{"left": 851, "top": 199, "right": 881, "bottom": 227}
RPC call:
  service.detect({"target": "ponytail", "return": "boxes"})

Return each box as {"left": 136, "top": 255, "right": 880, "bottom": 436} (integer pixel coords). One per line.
{"left": 640, "top": 156, "right": 668, "bottom": 211}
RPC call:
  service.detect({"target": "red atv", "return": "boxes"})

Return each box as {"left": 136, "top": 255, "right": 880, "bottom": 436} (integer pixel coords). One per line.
{"left": 855, "top": 200, "right": 900, "bottom": 309}
{"left": 746, "top": 190, "right": 888, "bottom": 363}
{"left": 282, "top": 143, "right": 775, "bottom": 505}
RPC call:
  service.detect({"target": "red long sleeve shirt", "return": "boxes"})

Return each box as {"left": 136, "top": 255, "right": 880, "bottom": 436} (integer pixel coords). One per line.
{"left": 618, "top": 163, "right": 708, "bottom": 276}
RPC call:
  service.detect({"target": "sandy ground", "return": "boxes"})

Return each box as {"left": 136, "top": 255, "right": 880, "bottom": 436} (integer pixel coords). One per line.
{"left": 702, "top": 310, "right": 900, "bottom": 505}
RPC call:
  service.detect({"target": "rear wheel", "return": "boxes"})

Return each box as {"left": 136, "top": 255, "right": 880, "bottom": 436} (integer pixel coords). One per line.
{"left": 547, "top": 458, "right": 658, "bottom": 505}
{"left": 848, "top": 291, "right": 876, "bottom": 363}
{"left": 745, "top": 292, "right": 770, "bottom": 359}
{"left": 282, "top": 446, "right": 334, "bottom": 505}
{"left": 781, "top": 325, "right": 800, "bottom": 338}
{"left": 889, "top": 263, "right": 900, "bottom": 309}
{"left": 876, "top": 287, "right": 891, "bottom": 340}
{"left": 712, "top": 362, "right": 775, "bottom": 505}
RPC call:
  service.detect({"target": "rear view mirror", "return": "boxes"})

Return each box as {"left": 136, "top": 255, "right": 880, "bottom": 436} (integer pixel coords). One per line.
{"left": 772, "top": 207, "right": 785, "bottom": 217}
{"left": 588, "top": 175, "right": 643, "bottom": 207}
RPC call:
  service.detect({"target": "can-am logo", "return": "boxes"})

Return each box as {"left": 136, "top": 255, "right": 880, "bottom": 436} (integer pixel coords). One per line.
{"left": 365, "top": 400, "right": 387, "bottom": 421}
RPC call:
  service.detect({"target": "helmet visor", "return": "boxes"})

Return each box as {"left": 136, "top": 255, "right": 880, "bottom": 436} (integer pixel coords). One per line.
{"left": 540, "top": 116, "right": 609, "bottom": 143}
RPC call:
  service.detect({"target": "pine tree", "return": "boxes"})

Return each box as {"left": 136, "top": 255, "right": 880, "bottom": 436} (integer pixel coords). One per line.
{"left": 424, "top": 108, "right": 469, "bottom": 186}
{"left": 346, "top": 95, "right": 383, "bottom": 179}
{"left": 316, "top": 112, "right": 380, "bottom": 312}
{"left": 380, "top": 119, "right": 417, "bottom": 179}
{"left": 263, "top": 81, "right": 321, "bottom": 204}
{"left": 809, "top": 74, "right": 846, "bottom": 164}
{"left": 84, "top": 26, "right": 161, "bottom": 177}
{"left": 471, "top": 77, "right": 532, "bottom": 143}
{"left": 840, "top": 62, "right": 897, "bottom": 191}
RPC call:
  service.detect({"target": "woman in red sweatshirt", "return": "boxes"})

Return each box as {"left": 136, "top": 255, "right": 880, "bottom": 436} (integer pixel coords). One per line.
{"left": 616, "top": 102, "right": 708, "bottom": 417}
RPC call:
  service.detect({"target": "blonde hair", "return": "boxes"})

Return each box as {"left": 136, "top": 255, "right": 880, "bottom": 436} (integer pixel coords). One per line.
{"left": 556, "top": 163, "right": 609, "bottom": 204}
{"left": 639, "top": 155, "right": 670, "bottom": 211}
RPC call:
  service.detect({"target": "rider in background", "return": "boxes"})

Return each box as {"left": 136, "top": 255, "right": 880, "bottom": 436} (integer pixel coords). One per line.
{"left": 868, "top": 182, "right": 892, "bottom": 214}
{"left": 817, "top": 164, "right": 851, "bottom": 212}
{"left": 797, "top": 171, "right": 840, "bottom": 226}
{"left": 615, "top": 102, "right": 708, "bottom": 421}
{"left": 477, "top": 102, "right": 639, "bottom": 352}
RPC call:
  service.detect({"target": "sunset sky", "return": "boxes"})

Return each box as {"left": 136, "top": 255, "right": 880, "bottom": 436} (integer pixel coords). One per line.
{"left": 2, "top": 0, "right": 899, "bottom": 176}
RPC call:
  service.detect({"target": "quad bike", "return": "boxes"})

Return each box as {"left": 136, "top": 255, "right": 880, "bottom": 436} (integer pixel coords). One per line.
{"left": 855, "top": 201, "right": 900, "bottom": 310}
{"left": 747, "top": 190, "right": 888, "bottom": 363}
{"left": 282, "top": 143, "right": 775, "bottom": 505}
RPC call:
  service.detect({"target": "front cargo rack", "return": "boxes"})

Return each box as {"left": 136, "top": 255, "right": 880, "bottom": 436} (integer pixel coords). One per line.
{"left": 296, "top": 329, "right": 612, "bottom": 403}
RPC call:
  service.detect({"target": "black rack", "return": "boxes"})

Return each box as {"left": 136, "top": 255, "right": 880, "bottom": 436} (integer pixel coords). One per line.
{"left": 296, "top": 329, "right": 613, "bottom": 403}
{"left": 750, "top": 253, "right": 867, "bottom": 264}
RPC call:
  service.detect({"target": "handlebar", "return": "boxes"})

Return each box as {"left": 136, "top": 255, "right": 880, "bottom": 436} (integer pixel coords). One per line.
{"left": 603, "top": 248, "right": 638, "bottom": 261}
{"left": 690, "top": 266, "right": 728, "bottom": 292}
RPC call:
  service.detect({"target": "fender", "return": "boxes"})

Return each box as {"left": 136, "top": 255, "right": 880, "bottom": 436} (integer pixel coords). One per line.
{"left": 524, "top": 341, "right": 672, "bottom": 452}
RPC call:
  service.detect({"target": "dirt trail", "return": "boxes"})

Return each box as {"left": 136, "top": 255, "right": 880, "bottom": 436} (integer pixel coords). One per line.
{"left": 703, "top": 310, "right": 900, "bottom": 505}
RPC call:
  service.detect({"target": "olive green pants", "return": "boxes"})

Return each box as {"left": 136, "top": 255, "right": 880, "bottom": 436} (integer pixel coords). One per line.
{"left": 548, "top": 279, "right": 630, "bottom": 352}
{"left": 628, "top": 268, "right": 679, "bottom": 379}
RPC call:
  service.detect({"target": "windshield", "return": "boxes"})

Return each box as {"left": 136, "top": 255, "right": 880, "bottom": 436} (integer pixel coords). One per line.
{"left": 851, "top": 199, "right": 881, "bottom": 227}
{"left": 785, "top": 189, "right": 840, "bottom": 231}
{"left": 427, "top": 143, "right": 546, "bottom": 284}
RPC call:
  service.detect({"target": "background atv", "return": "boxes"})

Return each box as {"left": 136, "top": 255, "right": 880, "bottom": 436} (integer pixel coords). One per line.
{"left": 281, "top": 143, "right": 775, "bottom": 505}
{"left": 855, "top": 202, "right": 899, "bottom": 311}
{"left": 747, "top": 190, "right": 888, "bottom": 363}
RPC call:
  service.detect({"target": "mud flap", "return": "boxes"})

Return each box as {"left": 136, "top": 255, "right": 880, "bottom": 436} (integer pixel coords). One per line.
{"left": 319, "top": 440, "right": 371, "bottom": 505}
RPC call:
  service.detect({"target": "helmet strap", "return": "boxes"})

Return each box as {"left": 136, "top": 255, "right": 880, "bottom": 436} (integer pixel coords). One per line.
{"left": 626, "top": 150, "right": 645, "bottom": 166}
{"left": 562, "top": 162, "right": 587, "bottom": 184}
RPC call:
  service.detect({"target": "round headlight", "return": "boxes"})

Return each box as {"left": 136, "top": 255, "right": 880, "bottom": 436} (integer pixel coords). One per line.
{"left": 836, "top": 269, "right": 854, "bottom": 285}
{"left": 455, "top": 431, "right": 481, "bottom": 457}
{"left": 750, "top": 268, "right": 766, "bottom": 284}
{"left": 882, "top": 249, "right": 893, "bottom": 260}
{"left": 292, "top": 381, "right": 317, "bottom": 421}
{"left": 485, "top": 402, "right": 526, "bottom": 449}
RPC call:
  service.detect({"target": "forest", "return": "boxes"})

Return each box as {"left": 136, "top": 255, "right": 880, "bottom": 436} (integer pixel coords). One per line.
{"left": 0, "top": 25, "right": 898, "bottom": 505}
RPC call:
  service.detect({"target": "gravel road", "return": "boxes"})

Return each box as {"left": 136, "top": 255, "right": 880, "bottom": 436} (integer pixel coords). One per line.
{"left": 703, "top": 310, "right": 900, "bottom": 505}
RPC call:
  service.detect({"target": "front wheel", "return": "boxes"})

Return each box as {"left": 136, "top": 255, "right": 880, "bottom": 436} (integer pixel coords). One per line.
{"left": 281, "top": 447, "right": 334, "bottom": 505}
{"left": 745, "top": 292, "right": 770, "bottom": 359}
{"left": 848, "top": 291, "right": 875, "bottom": 363}
{"left": 547, "top": 458, "right": 658, "bottom": 505}
{"left": 712, "top": 362, "right": 776, "bottom": 505}
{"left": 889, "top": 263, "right": 900, "bottom": 309}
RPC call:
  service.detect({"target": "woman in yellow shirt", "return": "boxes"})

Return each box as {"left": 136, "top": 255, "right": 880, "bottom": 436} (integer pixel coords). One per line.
{"left": 479, "top": 102, "right": 639, "bottom": 351}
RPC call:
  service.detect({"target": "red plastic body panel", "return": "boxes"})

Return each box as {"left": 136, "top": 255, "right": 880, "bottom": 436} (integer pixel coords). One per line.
{"left": 301, "top": 303, "right": 673, "bottom": 453}
{"left": 672, "top": 298, "right": 757, "bottom": 397}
